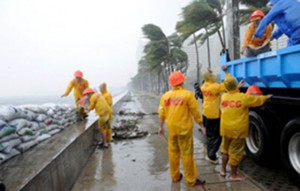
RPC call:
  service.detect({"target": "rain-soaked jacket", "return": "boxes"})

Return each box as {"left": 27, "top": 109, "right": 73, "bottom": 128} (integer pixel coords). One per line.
{"left": 220, "top": 90, "right": 269, "bottom": 139}
{"left": 87, "top": 93, "right": 112, "bottom": 121}
{"left": 201, "top": 73, "right": 231, "bottom": 119}
{"left": 242, "top": 23, "right": 272, "bottom": 49}
{"left": 100, "top": 83, "right": 113, "bottom": 107}
{"left": 64, "top": 78, "right": 89, "bottom": 102}
{"left": 158, "top": 85, "right": 202, "bottom": 136}
{"left": 254, "top": 0, "right": 300, "bottom": 46}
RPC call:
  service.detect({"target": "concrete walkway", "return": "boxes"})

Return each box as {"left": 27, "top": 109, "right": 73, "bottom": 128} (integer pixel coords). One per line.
{"left": 72, "top": 93, "right": 268, "bottom": 191}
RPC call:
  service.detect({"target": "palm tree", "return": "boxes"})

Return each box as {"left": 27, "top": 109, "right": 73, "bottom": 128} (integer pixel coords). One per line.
{"left": 142, "top": 24, "right": 189, "bottom": 92}
{"left": 176, "top": 0, "right": 225, "bottom": 82}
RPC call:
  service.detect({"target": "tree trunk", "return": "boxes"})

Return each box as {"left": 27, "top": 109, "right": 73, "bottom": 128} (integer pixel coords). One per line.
{"left": 226, "top": 0, "right": 240, "bottom": 59}
{"left": 206, "top": 29, "right": 212, "bottom": 69}
{"left": 162, "top": 67, "right": 169, "bottom": 92}
{"left": 166, "top": 39, "right": 174, "bottom": 72}
{"left": 217, "top": 30, "right": 225, "bottom": 50}
{"left": 221, "top": 20, "right": 226, "bottom": 49}
{"left": 193, "top": 34, "right": 201, "bottom": 83}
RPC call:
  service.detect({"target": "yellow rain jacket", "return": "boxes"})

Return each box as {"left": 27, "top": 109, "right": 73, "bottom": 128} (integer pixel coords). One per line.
{"left": 64, "top": 78, "right": 89, "bottom": 102}
{"left": 220, "top": 90, "right": 269, "bottom": 139}
{"left": 158, "top": 86, "right": 202, "bottom": 136}
{"left": 242, "top": 23, "right": 272, "bottom": 49}
{"left": 87, "top": 93, "right": 112, "bottom": 121}
{"left": 100, "top": 83, "right": 113, "bottom": 107}
{"left": 201, "top": 73, "right": 230, "bottom": 119}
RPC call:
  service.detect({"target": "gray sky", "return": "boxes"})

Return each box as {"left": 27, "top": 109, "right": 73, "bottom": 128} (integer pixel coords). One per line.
{"left": 0, "top": 0, "right": 191, "bottom": 97}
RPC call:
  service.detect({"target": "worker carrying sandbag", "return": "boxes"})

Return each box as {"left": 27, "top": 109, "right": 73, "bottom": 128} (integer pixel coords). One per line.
{"left": 241, "top": 10, "right": 273, "bottom": 57}
{"left": 61, "top": 70, "right": 89, "bottom": 120}
{"left": 254, "top": 0, "right": 300, "bottom": 46}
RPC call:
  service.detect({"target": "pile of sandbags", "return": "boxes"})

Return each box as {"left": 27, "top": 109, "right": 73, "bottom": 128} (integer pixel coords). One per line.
{"left": 0, "top": 104, "right": 79, "bottom": 164}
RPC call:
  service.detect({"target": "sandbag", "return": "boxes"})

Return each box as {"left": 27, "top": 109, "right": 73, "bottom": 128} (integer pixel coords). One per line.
{"left": 23, "top": 110, "right": 37, "bottom": 121}
{"left": 21, "top": 134, "right": 39, "bottom": 142}
{"left": 17, "top": 127, "right": 34, "bottom": 136}
{"left": 0, "top": 119, "right": 7, "bottom": 129}
{"left": 16, "top": 140, "right": 38, "bottom": 153}
{"left": 30, "top": 121, "right": 40, "bottom": 131}
{"left": 0, "top": 134, "right": 19, "bottom": 143}
{"left": 0, "top": 106, "right": 28, "bottom": 122}
{"left": 2, "top": 139, "right": 22, "bottom": 154}
{"left": 46, "top": 124, "right": 59, "bottom": 131}
{"left": 0, "top": 148, "right": 20, "bottom": 164}
{"left": 35, "top": 134, "right": 51, "bottom": 143}
{"left": 9, "top": 118, "right": 31, "bottom": 131}
{"left": 0, "top": 142, "right": 8, "bottom": 152}
{"left": 36, "top": 114, "right": 48, "bottom": 122}
{"left": 48, "top": 129, "right": 61, "bottom": 136}
{"left": 0, "top": 127, "right": 16, "bottom": 138}
{"left": 20, "top": 104, "right": 43, "bottom": 113}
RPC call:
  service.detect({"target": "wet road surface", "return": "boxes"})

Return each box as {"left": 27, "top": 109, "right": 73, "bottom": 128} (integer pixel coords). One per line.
{"left": 72, "top": 93, "right": 299, "bottom": 191}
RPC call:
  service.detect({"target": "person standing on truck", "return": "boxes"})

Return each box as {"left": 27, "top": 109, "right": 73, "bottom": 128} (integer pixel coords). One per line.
{"left": 158, "top": 71, "right": 206, "bottom": 187}
{"left": 220, "top": 77, "right": 271, "bottom": 180}
{"left": 254, "top": 0, "right": 300, "bottom": 46}
{"left": 200, "top": 65, "right": 231, "bottom": 164}
{"left": 82, "top": 88, "right": 112, "bottom": 148}
{"left": 241, "top": 10, "right": 273, "bottom": 56}
{"left": 61, "top": 70, "right": 89, "bottom": 120}
{"left": 99, "top": 82, "right": 113, "bottom": 143}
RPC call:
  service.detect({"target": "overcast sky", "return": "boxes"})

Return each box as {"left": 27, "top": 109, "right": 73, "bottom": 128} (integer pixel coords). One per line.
{"left": 0, "top": 0, "right": 192, "bottom": 97}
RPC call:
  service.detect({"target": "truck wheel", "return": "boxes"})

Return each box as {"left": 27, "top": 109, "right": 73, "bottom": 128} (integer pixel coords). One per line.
{"left": 245, "top": 111, "right": 269, "bottom": 163}
{"left": 281, "top": 119, "right": 300, "bottom": 186}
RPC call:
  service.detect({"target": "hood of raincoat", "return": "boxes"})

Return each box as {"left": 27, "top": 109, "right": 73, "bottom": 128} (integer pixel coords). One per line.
{"left": 100, "top": 82, "right": 107, "bottom": 94}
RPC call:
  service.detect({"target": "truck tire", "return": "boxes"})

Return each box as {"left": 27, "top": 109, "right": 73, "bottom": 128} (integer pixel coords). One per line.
{"left": 281, "top": 119, "right": 300, "bottom": 186}
{"left": 245, "top": 111, "right": 270, "bottom": 163}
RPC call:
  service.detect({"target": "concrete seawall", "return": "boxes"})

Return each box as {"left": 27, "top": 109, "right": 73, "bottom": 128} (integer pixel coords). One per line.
{"left": 0, "top": 91, "right": 128, "bottom": 191}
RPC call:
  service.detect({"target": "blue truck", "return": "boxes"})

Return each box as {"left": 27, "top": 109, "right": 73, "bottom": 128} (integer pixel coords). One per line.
{"left": 220, "top": 44, "right": 300, "bottom": 186}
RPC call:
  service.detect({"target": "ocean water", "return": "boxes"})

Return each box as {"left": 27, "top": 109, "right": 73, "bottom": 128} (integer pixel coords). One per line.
{"left": 0, "top": 87, "right": 127, "bottom": 106}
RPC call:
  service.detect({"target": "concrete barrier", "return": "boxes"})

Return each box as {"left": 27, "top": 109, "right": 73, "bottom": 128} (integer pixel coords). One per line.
{"left": 0, "top": 113, "right": 98, "bottom": 191}
{"left": 0, "top": 91, "right": 128, "bottom": 191}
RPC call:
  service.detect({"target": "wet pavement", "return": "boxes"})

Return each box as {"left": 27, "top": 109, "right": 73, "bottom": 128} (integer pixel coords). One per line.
{"left": 72, "top": 92, "right": 275, "bottom": 191}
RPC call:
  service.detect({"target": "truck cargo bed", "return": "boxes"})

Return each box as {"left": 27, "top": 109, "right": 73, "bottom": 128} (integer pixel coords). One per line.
{"left": 221, "top": 44, "right": 300, "bottom": 88}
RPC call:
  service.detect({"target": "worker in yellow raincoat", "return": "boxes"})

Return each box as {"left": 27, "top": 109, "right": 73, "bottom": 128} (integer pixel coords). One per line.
{"left": 158, "top": 71, "right": 206, "bottom": 187}
{"left": 201, "top": 65, "right": 231, "bottom": 164}
{"left": 83, "top": 88, "right": 112, "bottom": 148}
{"left": 99, "top": 82, "right": 113, "bottom": 142}
{"left": 220, "top": 77, "right": 271, "bottom": 180}
{"left": 241, "top": 10, "right": 273, "bottom": 56}
{"left": 61, "top": 70, "right": 89, "bottom": 120}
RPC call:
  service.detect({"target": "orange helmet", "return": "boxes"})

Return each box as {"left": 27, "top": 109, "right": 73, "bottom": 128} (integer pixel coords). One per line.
{"left": 82, "top": 88, "right": 95, "bottom": 96}
{"left": 246, "top": 85, "right": 263, "bottom": 95}
{"left": 74, "top": 70, "right": 83, "bottom": 78}
{"left": 249, "top": 10, "right": 265, "bottom": 22}
{"left": 169, "top": 71, "right": 186, "bottom": 87}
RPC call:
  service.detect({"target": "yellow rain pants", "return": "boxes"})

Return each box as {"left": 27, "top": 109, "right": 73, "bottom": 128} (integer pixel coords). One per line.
{"left": 221, "top": 137, "right": 245, "bottom": 166}
{"left": 168, "top": 129, "right": 197, "bottom": 186}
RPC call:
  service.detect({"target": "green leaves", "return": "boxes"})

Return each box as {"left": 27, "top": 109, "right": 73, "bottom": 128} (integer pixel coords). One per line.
{"left": 176, "top": 0, "right": 225, "bottom": 48}
{"left": 142, "top": 24, "right": 166, "bottom": 41}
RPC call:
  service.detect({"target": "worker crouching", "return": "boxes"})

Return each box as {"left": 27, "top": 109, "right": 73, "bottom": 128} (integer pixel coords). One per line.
{"left": 158, "top": 71, "right": 206, "bottom": 187}
{"left": 82, "top": 88, "right": 113, "bottom": 148}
